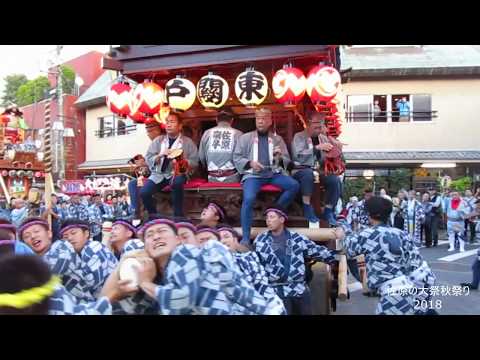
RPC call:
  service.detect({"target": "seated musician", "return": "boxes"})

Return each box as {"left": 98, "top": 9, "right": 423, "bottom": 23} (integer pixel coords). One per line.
{"left": 142, "top": 114, "right": 199, "bottom": 217}
{"left": 198, "top": 107, "right": 243, "bottom": 183}
{"left": 233, "top": 107, "right": 300, "bottom": 247}
{"left": 127, "top": 121, "right": 162, "bottom": 217}
{"left": 292, "top": 110, "right": 343, "bottom": 226}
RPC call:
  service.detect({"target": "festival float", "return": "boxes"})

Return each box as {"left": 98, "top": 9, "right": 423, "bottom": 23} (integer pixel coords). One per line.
{"left": 0, "top": 105, "right": 45, "bottom": 204}
{"left": 102, "top": 45, "right": 348, "bottom": 313}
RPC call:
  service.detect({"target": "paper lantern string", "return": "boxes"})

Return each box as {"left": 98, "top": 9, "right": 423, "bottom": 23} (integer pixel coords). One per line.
{"left": 0, "top": 276, "right": 60, "bottom": 309}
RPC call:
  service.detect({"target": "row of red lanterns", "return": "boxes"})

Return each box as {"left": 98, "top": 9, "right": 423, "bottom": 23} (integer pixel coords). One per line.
{"left": 1, "top": 170, "right": 45, "bottom": 178}
{"left": 107, "top": 65, "right": 343, "bottom": 124}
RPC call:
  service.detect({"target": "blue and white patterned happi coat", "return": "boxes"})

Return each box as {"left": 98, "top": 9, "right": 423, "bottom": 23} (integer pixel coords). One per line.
{"left": 43, "top": 240, "right": 118, "bottom": 303}
{"left": 402, "top": 200, "right": 425, "bottom": 247}
{"left": 154, "top": 241, "right": 272, "bottom": 315}
{"left": 121, "top": 239, "right": 145, "bottom": 256}
{"left": 88, "top": 204, "right": 103, "bottom": 237}
{"left": 102, "top": 204, "right": 114, "bottom": 220}
{"left": 339, "top": 220, "right": 436, "bottom": 315}
{"left": 66, "top": 203, "right": 90, "bottom": 221}
{"left": 111, "top": 239, "right": 158, "bottom": 315}
{"left": 49, "top": 284, "right": 112, "bottom": 315}
{"left": 233, "top": 251, "right": 286, "bottom": 315}
{"left": 254, "top": 229, "right": 337, "bottom": 298}
{"left": 354, "top": 200, "right": 370, "bottom": 229}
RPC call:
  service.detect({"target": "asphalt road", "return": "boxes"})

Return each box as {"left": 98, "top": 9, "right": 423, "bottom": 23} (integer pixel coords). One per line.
{"left": 334, "top": 231, "right": 480, "bottom": 315}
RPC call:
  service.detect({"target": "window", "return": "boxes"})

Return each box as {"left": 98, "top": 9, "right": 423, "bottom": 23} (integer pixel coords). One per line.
{"left": 392, "top": 94, "right": 410, "bottom": 122}
{"left": 347, "top": 94, "right": 434, "bottom": 123}
{"left": 347, "top": 95, "right": 372, "bottom": 122}
{"left": 96, "top": 115, "right": 136, "bottom": 138}
{"left": 411, "top": 94, "right": 432, "bottom": 121}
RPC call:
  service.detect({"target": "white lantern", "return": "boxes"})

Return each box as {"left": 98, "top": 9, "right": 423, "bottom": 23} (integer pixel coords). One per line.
{"left": 235, "top": 69, "right": 268, "bottom": 107}
{"left": 196, "top": 73, "right": 229, "bottom": 110}
{"left": 165, "top": 77, "right": 196, "bottom": 112}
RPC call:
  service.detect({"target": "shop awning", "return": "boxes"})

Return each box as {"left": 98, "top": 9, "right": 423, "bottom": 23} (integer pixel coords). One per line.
{"left": 344, "top": 151, "right": 480, "bottom": 164}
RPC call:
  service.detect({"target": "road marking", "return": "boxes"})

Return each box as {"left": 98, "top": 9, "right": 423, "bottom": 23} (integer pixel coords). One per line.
{"left": 348, "top": 282, "right": 364, "bottom": 293}
{"left": 438, "top": 248, "right": 479, "bottom": 262}
{"left": 419, "top": 240, "right": 449, "bottom": 249}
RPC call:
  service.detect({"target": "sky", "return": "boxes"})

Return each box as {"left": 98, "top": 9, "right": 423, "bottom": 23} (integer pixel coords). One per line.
{"left": 0, "top": 45, "right": 110, "bottom": 97}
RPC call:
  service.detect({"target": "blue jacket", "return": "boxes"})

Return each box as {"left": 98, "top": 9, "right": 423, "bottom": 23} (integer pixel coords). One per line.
{"left": 396, "top": 100, "right": 410, "bottom": 116}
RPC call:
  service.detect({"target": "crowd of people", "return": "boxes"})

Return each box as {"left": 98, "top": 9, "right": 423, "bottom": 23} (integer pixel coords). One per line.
{"left": 0, "top": 107, "right": 478, "bottom": 315}
{"left": 342, "top": 187, "right": 480, "bottom": 295}
{"left": 343, "top": 187, "right": 480, "bottom": 251}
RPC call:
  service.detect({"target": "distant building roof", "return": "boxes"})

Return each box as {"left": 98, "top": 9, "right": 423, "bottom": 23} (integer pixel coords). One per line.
{"left": 74, "top": 70, "right": 115, "bottom": 108}
{"left": 344, "top": 150, "right": 480, "bottom": 162}
{"left": 341, "top": 45, "right": 480, "bottom": 77}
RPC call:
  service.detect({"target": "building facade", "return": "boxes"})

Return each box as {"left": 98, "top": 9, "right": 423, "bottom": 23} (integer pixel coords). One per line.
{"left": 339, "top": 45, "right": 480, "bottom": 191}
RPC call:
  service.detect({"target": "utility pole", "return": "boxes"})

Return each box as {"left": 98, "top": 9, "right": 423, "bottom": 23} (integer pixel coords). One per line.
{"left": 55, "top": 45, "right": 65, "bottom": 181}
{"left": 57, "top": 45, "right": 65, "bottom": 181}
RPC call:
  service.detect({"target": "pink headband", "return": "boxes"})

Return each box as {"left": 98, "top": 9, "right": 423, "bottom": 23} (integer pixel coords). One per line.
{"left": 112, "top": 220, "right": 137, "bottom": 236}
{"left": 0, "top": 224, "right": 16, "bottom": 233}
{"left": 196, "top": 227, "right": 220, "bottom": 239}
{"left": 176, "top": 222, "right": 197, "bottom": 234}
{"left": 207, "top": 203, "right": 225, "bottom": 221}
{"left": 59, "top": 224, "right": 90, "bottom": 237}
{"left": 138, "top": 219, "right": 177, "bottom": 235}
{"left": 0, "top": 240, "right": 15, "bottom": 246}
{"left": 217, "top": 227, "right": 240, "bottom": 239}
{"left": 18, "top": 220, "right": 49, "bottom": 238}
{"left": 264, "top": 208, "right": 289, "bottom": 220}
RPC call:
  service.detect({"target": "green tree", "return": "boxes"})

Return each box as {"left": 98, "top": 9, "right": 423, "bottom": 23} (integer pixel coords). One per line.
{"left": 388, "top": 169, "right": 413, "bottom": 194}
{"left": 1, "top": 74, "right": 28, "bottom": 106}
{"left": 343, "top": 177, "right": 368, "bottom": 202}
{"left": 450, "top": 176, "right": 473, "bottom": 192}
{"left": 15, "top": 76, "right": 51, "bottom": 107}
{"left": 60, "top": 65, "right": 76, "bottom": 95}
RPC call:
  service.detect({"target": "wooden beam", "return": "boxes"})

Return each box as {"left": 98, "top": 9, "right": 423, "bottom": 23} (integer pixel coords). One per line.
{"left": 234, "top": 227, "right": 337, "bottom": 241}
{"left": 101, "top": 56, "right": 123, "bottom": 71}
{"left": 337, "top": 255, "right": 348, "bottom": 301}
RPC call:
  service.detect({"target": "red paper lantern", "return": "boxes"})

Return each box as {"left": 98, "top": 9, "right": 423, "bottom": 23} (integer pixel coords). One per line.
{"left": 128, "top": 110, "right": 147, "bottom": 123}
{"left": 106, "top": 82, "right": 132, "bottom": 117}
{"left": 35, "top": 171, "right": 42, "bottom": 178}
{"left": 0, "top": 114, "right": 10, "bottom": 125}
{"left": 130, "top": 81, "right": 166, "bottom": 116}
{"left": 306, "top": 65, "right": 341, "bottom": 104}
{"left": 272, "top": 67, "right": 306, "bottom": 106}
